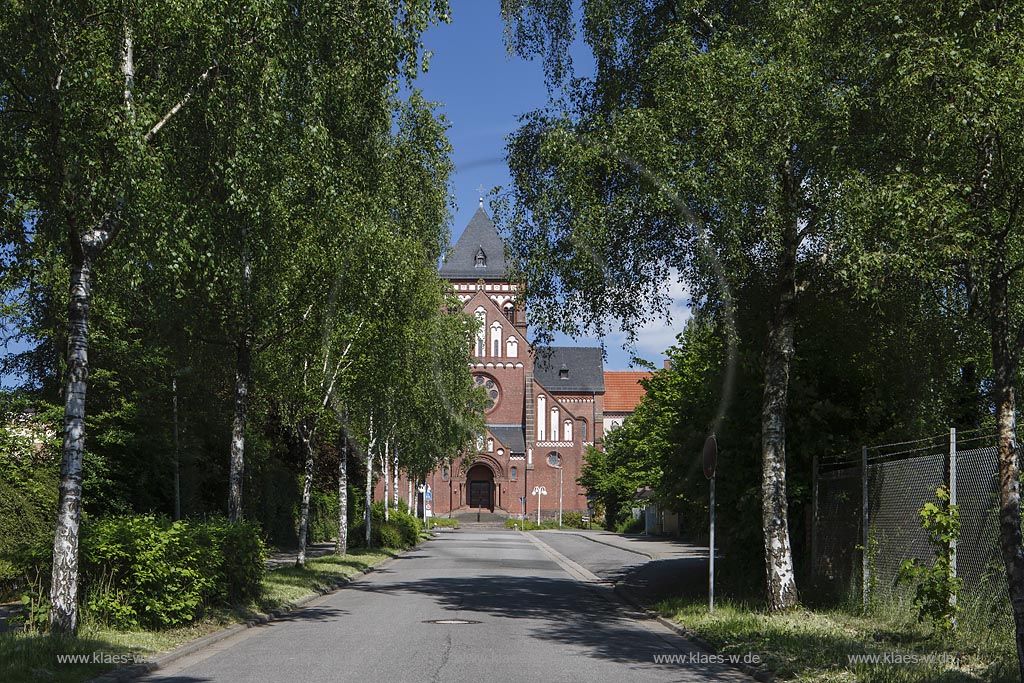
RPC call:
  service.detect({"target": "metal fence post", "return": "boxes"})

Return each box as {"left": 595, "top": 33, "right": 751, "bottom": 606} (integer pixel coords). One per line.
{"left": 949, "top": 427, "right": 957, "bottom": 623}
{"left": 862, "top": 445, "right": 870, "bottom": 611}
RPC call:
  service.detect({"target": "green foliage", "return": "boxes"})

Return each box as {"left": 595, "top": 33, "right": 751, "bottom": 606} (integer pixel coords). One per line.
{"left": 897, "top": 487, "right": 962, "bottom": 632}
{"left": 13, "top": 516, "right": 266, "bottom": 631}
{"left": 0, "top": 399, "right": 60, "bottom": 592}
{"left": 615, "top": 516, "right": 645, "bottom": 535}
{"left": 561, "top": 512, "right": 585, "bottom": 529}
{"left": 349, "top": 502, "right": 422, "bottom": 549}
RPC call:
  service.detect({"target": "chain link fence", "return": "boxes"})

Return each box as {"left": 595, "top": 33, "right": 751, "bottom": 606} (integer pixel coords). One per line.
{"left": 811, "top": 429, "right": 1006, "bottom": 607}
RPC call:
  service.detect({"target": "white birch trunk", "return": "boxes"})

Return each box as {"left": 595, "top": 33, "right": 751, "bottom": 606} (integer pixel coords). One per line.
{"left": 228, "top": 338, "right": 250, "bottom": 521}
{"left": 393, "top": 441, "right": 400, "bottom": 509}
{"left": 296, "top": 421, "right": 315, "bottom": 566}
{"left": 336, "top": 426, "right": 348, "bottom": 556}
{"left": 383, "top": 439, "right": 390, "bottom": 521}
{"left": 365, "top": 418, "right": 375, "bottom": 548}
{"left": 407, "top": 479, "right": 413, "bottom": 515}
{"left": 49, "top": 254, "right": 92, "bottom": 634}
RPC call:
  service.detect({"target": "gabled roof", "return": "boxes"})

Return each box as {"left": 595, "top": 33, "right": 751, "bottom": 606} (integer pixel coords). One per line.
{"left": 533, "top": 347, "right": 605, "bottom": 393}
{"left": 488, "top": 425, "right": 526, "bottom": 454}
{"left": 439, "top": 207, "right": 507, "bottom": 281}
{"left": 604, "top": 371, "right": 652, "bottom": 412}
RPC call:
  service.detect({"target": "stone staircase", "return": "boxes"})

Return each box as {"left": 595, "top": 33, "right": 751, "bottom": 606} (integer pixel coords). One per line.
{"left": 450, "top": 509, "right": 510, "bottom": 528}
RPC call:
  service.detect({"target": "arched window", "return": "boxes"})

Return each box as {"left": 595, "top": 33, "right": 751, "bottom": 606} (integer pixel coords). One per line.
{"left": 563, "top": 419, "right": 573, "bottom": 442}
{"left": 537, "top": 394, "right": 546, "bottom": 440}
{"left": 579, "top": 419, "right": 587, "bottom": 441}
{"left": 474, "top": 307, "right": 486, "bottom": 357}
{"left": 475, "top": 248, "right": 486, "bottom": 268}
{"left": 476, "top": 433, "right": 485, "bottom": 451}
{"left": 506, "top": 336, "right": 518, "bottom": 358}
{"left": 550, "top": 407, "right": 560, "bottom": 440}
{"left": 442, "top": 466, "right": 450, "bottom": 481}
{"left": 490, "top": 321, "right": 502, "bottom": 357}
{"left": 503, "top": 302, "right": 514, "bottom": 320}
{"left": 510, "top": 466, "right": 518, "bottom": 481}
{"left": 487, "top": 437, "right": 494, "bottom": 452}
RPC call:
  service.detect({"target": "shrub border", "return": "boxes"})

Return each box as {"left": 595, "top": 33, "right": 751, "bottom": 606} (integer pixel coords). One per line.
{"left": 84, "top": 549, "right": 407, "bottom": 683}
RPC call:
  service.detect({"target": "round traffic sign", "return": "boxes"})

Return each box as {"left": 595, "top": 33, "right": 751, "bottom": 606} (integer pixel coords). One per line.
{"left": 702, "top": 434, "right": 718, "bottom": 479}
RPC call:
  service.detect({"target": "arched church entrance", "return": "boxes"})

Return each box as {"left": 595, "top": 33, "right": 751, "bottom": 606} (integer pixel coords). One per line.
{"left": 466, "top": 463, "right": 495, "bottom": 510}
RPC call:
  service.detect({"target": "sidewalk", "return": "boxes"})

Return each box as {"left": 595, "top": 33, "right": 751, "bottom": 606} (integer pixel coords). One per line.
{"left": 535, "top": 528, "right": 708, "bottom": 561}
{"left": 535, "top": 529, "right": 710, "bottom": 606}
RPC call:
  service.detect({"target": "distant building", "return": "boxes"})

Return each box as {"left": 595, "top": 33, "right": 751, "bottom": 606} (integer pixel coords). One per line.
{"left": 374, "top": 206, "right": 605, "bottom": 519}
{"left": 602, "top": 371, "right": 652, "bottom": 433}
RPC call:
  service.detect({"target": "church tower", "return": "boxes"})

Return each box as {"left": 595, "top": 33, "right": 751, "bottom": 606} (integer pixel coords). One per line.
{"left": 378, "top": 206, "right": 605, "bottom": 521}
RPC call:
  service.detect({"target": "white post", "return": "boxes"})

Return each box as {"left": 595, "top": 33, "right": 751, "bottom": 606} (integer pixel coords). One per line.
{"left": 709, "top": 474, "right": 715, "bottom": 613}
{"left": 537, "top": 493, "right": 542, "bottom": 525}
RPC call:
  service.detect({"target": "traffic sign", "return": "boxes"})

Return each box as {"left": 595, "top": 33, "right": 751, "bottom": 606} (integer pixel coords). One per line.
{"left": 703, "top": 435, "right": 718, "bottom": 479}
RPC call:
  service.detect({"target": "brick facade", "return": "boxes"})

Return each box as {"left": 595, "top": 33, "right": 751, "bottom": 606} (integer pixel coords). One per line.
{"left": 374, "top": 207, "right": 605, "bottom": 520}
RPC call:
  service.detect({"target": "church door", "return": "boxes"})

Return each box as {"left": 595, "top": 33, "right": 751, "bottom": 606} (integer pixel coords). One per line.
{"left": 466, "top": 464, "right": 494, "bottom": 510}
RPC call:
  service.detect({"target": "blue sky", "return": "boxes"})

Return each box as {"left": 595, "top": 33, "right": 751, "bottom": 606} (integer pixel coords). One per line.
{"left": 418, "top": 1, "right": 688, "bottom": 370}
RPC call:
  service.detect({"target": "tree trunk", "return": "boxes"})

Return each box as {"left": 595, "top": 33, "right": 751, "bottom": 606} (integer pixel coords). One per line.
{"left": 49, "top": 253, "right": 92, "bottom": 635}
{"left": 407, "top": 479, "right": 413, "bottom": 515}
{"left": 365, "top": 419, "right": 374, "bottom": 548}
{"left": 761, "top": 171, "right": 800, "bottom": 612}
{"left": 296, "top": 422, "right": 315, "bottom": 567}
{"left": 393, "top": 441, "right": 400, "bottom": 509}
{"left": 228, "top": 337, "right": 250, "bottom": 521}
{"left": 990, "top": 266, "right": 1024, "bottom": 680}
{"left": 336, "top": 426, "right": 348, "bottom": 556}
{"left": 383, "top": 439, "right": 390, "bottom": 522}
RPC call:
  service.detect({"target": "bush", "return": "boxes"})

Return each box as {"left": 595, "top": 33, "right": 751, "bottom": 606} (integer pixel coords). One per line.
{"left": 14, "top": 515, "right": 266, "bottom": 631}
{"left": 616, "top": 516, "right": 645, "bottom": 534}
{"left": 562, "top": 512, "right": 585, "bottom": 529}
{"left": 348, "top": 502, "right": 422, "bottom": 549}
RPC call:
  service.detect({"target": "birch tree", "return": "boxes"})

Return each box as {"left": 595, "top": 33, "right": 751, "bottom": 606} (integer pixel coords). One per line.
{"left": 863, "top": 0, "right": 1024, "bottom": 672}
{"left": 500, "top": 0, "right": 871, "bottom": 609}
{"left": 0, "top": 0, "right": 241, "bottom": 634}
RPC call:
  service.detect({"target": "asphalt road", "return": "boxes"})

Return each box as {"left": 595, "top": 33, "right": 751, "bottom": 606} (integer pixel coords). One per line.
{"left": 143, "top": 529, "right": 749, "bottom": 683}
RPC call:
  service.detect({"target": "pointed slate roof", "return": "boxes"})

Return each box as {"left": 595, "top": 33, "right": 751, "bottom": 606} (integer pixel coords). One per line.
{"left": 439, "top": 207, "right": 507, "bottom": 280}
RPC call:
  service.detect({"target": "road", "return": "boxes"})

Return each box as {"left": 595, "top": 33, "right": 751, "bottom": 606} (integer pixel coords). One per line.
{"left": 143, "top": 528, "right": 749, "bottom": 683}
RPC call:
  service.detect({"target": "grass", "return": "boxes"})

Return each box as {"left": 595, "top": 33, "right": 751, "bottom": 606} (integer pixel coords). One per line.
{"left": 655, "top": 590, "right": 1016, "bottom": 682}
{"left": 424, "top": 518, "right": 459, "bottom": 529}
{"left": 1, "top": 548, "right": 395, "bottom": 683}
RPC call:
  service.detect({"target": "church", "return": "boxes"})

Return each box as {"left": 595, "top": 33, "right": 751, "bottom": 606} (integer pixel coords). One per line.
{"left": 376, "top": 206, "right": 606, "bottom": 520}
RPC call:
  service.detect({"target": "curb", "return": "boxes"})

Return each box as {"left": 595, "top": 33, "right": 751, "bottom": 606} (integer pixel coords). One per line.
{"left": 552, "top": 530, "right": 656, "bottom": 559}
{"left": 85, "top": 549, "right": 408, "bottom": 683}
{"left": 612, "top": 584, "right": 776, "bottom": 683}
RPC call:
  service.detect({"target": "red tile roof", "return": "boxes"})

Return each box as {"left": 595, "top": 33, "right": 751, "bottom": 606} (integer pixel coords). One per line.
{"left": 603, "top": 371, "right": 652, "bottom": 412}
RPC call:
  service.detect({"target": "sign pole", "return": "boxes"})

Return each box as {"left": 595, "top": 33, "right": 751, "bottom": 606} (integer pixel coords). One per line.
{"left": 702, "top": 434, "right": 718, "bottom": 614}
{"left": 709, "top": 474, "right": 715, "bottom": 613}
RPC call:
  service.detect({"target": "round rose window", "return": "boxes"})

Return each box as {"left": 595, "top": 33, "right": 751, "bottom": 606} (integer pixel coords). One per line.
{"left": 473, "top": 375, "right": 500, "bottom": 412}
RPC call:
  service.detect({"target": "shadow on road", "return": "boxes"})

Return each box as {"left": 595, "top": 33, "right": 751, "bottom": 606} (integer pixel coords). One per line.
{"left": 349, "top": 573, "right": 735, "bottom": 679}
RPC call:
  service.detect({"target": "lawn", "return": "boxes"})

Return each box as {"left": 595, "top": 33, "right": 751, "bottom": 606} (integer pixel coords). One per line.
{"left": 656, "top": 591, "right": 1015, "bottom": 682}
{"left": 1, "top": 549, "right": 394, "bottom": 683}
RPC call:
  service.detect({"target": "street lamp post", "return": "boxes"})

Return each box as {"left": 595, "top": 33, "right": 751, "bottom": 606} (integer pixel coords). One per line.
{"left": 532, "top": 485, "right": 547, "bottom": 525}
{"left": 556, "top": 464, "right": 563, "bottom": 528}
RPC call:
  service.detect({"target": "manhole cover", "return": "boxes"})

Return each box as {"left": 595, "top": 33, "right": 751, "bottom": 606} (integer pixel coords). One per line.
{"left": 423, "top": 619, "right": 481, "bottom": 625}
